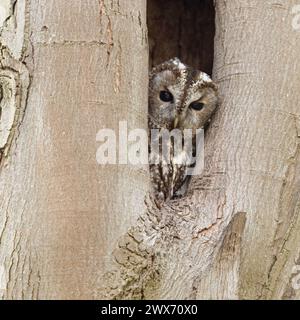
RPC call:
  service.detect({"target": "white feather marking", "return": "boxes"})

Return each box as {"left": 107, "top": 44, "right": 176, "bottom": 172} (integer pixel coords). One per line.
{"left": 200, "top": 72, "right": 212, "bottom": 83}
{"left": 172, "top": 58, "right": 186, "bottom": 70}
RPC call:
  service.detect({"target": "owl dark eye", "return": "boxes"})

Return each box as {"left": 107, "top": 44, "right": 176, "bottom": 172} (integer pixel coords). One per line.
{"left": 159, "top": 90, "right": 173, "bottom": 102}
{"left": 190, "top": 102, "right": 205, "bottom": 111}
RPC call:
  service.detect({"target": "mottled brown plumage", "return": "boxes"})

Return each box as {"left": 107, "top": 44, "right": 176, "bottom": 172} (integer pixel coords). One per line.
{"left": 149, "top": 58, "right": 218, "bottom": 206}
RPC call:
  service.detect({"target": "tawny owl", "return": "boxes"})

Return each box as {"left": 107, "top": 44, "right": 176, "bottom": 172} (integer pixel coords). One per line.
{"left": 148, "top": 57, "right": 218, "bottom": 206}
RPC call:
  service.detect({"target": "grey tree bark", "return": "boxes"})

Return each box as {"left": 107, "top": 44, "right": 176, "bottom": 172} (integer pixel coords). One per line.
{"left": 0, "top": 0, "right": 300, "bottom": 300}
{"left": 103, "top": 0, "right": 300, "bottom": 300}
{"left": 0, "top": 0, "right": 148, "bottom": 299}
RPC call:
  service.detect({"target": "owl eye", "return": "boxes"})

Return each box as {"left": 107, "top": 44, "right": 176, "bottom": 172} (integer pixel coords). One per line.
{"left": 159, "top": 90, "right": 173, "bottom": 102}
{"left": 190, "top": 102, "right": 205, "bottom": 111}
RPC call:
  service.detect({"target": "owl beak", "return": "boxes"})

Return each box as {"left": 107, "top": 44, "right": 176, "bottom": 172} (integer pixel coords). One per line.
{"left": 174, "top": 116, "right": 179, "bottom": 128}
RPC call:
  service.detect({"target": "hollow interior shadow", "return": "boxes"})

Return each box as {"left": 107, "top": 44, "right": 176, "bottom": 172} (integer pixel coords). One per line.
{"left": 148, "top": 0, "right": 215, "bottom": 75}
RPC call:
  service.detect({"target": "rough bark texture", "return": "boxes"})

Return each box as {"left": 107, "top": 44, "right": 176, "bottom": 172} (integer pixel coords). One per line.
{"left": 103, "top": 0, "right": 300, "bottom": 300}
{"left": 0, "top": 0, "right": 148, "bottom": 299}
{"left": 210, "top": 0, "right": 300, "bottom": 300}
{"left": 1, "top": 0, "right": 300, "bottom": 300}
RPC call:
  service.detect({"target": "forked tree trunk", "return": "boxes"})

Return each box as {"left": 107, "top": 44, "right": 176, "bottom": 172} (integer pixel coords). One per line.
{"left": 0, "top": 0, "right": 300, "bottom": 300}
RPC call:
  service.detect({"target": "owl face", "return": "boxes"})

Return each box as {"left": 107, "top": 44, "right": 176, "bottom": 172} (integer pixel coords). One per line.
{"left": 149, "top": 58, "right": 218, "bottom": 131}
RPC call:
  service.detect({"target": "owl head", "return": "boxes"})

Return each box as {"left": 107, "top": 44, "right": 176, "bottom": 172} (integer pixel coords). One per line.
{"left": 149, "top": 57, "right": 218, "bottom": 131}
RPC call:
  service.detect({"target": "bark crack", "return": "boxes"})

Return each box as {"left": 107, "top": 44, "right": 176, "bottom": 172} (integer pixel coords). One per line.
{"left": 261, "top": 119, "right": 300, "bottom": 298}
{"left": 99, "top": 0, "right": 114, "bottom": 67}
{"left": 0, "top": 46, "right": 31, "bottom": 170}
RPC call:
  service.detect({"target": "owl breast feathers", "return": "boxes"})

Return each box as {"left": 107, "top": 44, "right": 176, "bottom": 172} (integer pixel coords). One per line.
{"left": 148, "top": 57, "right": 218, "bottom": 206}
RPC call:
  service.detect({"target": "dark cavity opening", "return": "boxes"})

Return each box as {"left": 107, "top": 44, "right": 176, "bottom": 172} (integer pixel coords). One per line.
{"left": 147, "top": 0, "right": 215, "bottom": 75}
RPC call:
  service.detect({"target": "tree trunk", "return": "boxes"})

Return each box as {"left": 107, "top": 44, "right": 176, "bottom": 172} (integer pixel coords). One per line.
{"left": 0, "top": 0, "right": 148, "bottom": 299}
{"left": 103, "top": 0, "right": 300, "bottom": 300}
{"left": 1, "top": 0, "right": 300, "bottom": 300}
